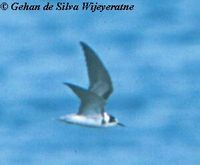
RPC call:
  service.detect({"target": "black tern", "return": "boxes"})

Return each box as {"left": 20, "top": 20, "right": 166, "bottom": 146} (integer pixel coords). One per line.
{"left": 59, "top": 42, "right": 124, "bottom": 127}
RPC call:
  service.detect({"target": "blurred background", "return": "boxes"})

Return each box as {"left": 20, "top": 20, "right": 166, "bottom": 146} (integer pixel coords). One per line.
{"left": 1, "top": 0, "right": 200, "bottom": 164}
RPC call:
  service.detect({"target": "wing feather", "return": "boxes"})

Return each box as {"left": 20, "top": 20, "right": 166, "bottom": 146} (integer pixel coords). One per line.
{"left": 80, "top": 42, "right": 113, "bottom": 100}
{"left": 64, "top": 83, "right": 105, "bottom": 116}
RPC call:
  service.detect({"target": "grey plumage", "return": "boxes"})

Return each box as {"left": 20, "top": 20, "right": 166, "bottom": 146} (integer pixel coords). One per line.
{"left": 64, "top": 42, "right": 113, "bottom": 117}
{"left": 63, "top": 82, "right": 105, "bottom": 116}
{"left": 80, "top": 42, "right": 113, "bottom": 100}
{"left": 60, "top": 42, "right": 124, "bottom": 127}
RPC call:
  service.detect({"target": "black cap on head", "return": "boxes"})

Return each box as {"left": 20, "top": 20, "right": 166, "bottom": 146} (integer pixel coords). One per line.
{"left": 109, "top": 115, "right": 116, "bottom": 123}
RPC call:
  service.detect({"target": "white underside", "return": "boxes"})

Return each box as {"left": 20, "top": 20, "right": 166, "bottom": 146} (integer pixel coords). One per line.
{"left": 59, "top": 114, "right": 103, "bottom": 127}
{"left": 59, "top": 114, "right": 116, "bottom": 127}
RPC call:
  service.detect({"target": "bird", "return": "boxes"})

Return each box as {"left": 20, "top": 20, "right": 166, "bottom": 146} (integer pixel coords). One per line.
{"left": 59, "top": 42, "right": 124, "bottom": 127}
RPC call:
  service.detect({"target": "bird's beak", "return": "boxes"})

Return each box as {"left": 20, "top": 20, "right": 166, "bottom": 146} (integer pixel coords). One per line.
{"left": 117, "top": 122, "right": 125, "bottom": 127}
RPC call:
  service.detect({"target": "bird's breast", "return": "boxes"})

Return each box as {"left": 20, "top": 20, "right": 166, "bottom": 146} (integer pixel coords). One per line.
{"left": 60, "top": 114, "right": 103, "bottom": 127}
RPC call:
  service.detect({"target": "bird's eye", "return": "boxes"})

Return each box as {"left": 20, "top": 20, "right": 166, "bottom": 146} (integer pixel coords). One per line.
{"left": 109, "top": 115, "right": 115, "bottom": 123}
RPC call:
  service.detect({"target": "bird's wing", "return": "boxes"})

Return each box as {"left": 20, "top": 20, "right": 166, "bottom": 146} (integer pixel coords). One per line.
{"left": 80, "top": 42, "right": 113, "bottom": 100}
{"left": 64, "top": 83, "right": 105, "bottom": 116}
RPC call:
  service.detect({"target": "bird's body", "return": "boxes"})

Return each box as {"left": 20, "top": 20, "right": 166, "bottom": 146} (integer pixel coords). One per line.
{"left": 59, "top": 42, "right": 124, "bottom": 128}
{"left": 59, "top": 112, "right": 118, "bottom": 127}
{"left": 59, "top": 114, "right": 102, "bottom": 127}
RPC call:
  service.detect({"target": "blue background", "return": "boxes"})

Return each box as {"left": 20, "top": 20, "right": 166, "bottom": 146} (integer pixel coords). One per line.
{"left": 1, "top": 0, "right": 200, "bottom": 164}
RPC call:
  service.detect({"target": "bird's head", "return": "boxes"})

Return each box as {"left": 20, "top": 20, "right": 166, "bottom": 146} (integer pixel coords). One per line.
{"left": 103, "top": 113, "right": 125, "bottom": 127}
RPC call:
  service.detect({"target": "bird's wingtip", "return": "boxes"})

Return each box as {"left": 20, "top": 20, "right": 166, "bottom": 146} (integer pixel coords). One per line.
{"left": 80, "top": 41, "right": 85, "bottom": 48}
{"left": 63, "top": 82, "right": 74, "bottom": 88}
{"left": 80, "top": 41, "right": 90, "bottom": 50}
{"left": 80, "top": 41, "right": 86, "bottom": 46}
{"left": 63, "top": 82, "right": 69, "bottom": 86}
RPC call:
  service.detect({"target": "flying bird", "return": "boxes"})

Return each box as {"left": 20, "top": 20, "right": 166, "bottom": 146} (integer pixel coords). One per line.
{"left": 59, "top": 42, "right": 124, "bottom": 127}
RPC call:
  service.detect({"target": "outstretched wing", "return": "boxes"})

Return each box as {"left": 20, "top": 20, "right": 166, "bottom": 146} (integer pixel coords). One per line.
{"left": 80, "top": 42, "right": 113, "bottom": 100}
{"left": 64, "top": 83, "right": 105, "bottom": 116}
